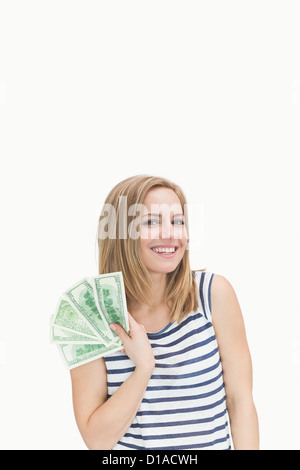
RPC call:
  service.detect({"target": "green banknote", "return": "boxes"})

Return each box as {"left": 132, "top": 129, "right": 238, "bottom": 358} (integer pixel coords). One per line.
{"left": 52, "top": 298, "right": 99, "bottom": 339}
{"left": 58, "top": 342, "right": 123, "bottom": 370}
{"left": 50, "top": 317, "right": 101, "bottom": 344}
{"left": 63, "top": 278, "right": 113, "bottom": 346}
{"left": 51, "top": 271, "right": 129, "bottom": 369}
{"left": 92, "top": 272, "right": 130, "bottom": 340}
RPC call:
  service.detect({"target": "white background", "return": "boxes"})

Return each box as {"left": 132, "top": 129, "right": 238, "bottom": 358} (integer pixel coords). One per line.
{"left": 0, "top": 1, "right": 299, "bottom": 450}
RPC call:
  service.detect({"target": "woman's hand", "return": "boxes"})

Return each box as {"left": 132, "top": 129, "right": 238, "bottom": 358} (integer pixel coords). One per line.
{"left": 110, "top": 312, "right": 155, "bottom": 373}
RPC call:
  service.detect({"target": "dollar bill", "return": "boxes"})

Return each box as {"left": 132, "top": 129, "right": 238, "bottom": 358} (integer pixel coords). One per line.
{"left": 63, "top": 277, "right": 113, "bottom": 346}
{"left": 92, "top": 272, "right": 130, "bottom": 341}
{"left": 51, "top": 271, "right": 129, "bottom": 369}
{"left": 50, "top": 318, "right": 102, "bottom": 344}
{"left": 58, "top": 342, "right": 123, "bottom": 370}
{"left": 52, "top": 298, "right": 99, "bottom": 339}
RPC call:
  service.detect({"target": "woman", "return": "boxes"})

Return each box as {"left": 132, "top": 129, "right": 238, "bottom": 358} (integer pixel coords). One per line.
{"left": 70, "top": 175, "right": 259, "bottom": 450}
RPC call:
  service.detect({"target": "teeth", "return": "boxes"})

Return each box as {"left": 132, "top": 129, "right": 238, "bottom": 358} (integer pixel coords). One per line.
{"left": 152, "top": 247, "right": 176, "bottom": 253}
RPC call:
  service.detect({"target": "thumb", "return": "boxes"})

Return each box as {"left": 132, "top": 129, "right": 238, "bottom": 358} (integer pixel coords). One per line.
{"left": 109, "top": 322, "right": 130, "bottom": 344}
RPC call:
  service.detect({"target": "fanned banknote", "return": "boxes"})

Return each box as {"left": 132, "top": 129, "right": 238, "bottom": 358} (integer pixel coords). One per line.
{"left": 51, "top": 271, "right": 129, "bottom": 370}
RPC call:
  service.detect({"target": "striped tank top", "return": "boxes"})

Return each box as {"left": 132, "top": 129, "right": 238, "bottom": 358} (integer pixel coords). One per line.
{"left": 103, "top": 270, "right": 232, "bottom": 450}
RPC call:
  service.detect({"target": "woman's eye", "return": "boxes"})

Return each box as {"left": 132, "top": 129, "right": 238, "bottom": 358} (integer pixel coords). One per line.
{"left": 145, "top": 219, "right": 159, "bottom": 225}
{"left": 144, "top": 219, "right": 184, "bottom": 226}
{"left": 173, "top": 220, "right": 185, "bottom": 225}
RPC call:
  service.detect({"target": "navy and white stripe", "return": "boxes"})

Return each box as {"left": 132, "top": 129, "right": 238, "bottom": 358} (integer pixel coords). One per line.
{"left": 103, "top": 271, "right": 231, "bottom": 450}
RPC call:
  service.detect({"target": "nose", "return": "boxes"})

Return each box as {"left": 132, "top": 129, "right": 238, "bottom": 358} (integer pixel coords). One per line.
{"left": 160, "top": 220, "right": 174, "bottom": 240}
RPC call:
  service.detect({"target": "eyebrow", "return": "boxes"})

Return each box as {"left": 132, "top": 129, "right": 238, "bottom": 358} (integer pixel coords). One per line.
{"left": 142, "top": 213, "right": 184, "bottom": 218}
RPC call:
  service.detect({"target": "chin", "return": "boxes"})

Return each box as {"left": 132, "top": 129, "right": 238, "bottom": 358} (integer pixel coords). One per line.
{"left": 147, "top": 263, "right": 180, "bottom": 274}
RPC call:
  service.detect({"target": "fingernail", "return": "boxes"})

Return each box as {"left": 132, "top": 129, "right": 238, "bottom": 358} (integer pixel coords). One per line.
{"left": 110, "top": 324, "right": 117, "bottom": 331}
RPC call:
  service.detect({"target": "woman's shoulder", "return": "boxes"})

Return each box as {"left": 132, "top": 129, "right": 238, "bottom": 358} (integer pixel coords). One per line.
{"left": 208, "top": 273, "right": 243, "bottom": 331}
{"left": 192, "top": 270, "right": 237, "bottom": 321}
{"left": 209, "top": 273, "right": 237, "bottom": 302}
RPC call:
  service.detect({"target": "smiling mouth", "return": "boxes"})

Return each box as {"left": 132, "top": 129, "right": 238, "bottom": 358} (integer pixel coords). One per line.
{"left": 150, "top": 246, "right": 179, "bottom": 257}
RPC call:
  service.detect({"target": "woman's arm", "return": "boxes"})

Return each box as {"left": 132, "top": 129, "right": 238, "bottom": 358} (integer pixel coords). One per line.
{"left": 211, "top": 274, "right": 259, "bottom": 450}
{"left": 70, "top": 313, "right": 155, "bottom": 450}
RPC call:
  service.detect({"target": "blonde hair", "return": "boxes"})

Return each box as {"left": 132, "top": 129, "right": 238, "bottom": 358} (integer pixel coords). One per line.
{"left": 97, "top": 174, "right": 205, "bottom": 324}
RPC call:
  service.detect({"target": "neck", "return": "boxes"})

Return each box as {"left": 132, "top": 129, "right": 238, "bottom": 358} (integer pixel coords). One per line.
{"left": 128, "top": 271, "right": 168, "bottom": 312}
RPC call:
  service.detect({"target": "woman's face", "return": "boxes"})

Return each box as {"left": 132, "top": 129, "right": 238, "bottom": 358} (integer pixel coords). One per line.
{"left": 139, "top": 187, "right": 188, "bottom": 274}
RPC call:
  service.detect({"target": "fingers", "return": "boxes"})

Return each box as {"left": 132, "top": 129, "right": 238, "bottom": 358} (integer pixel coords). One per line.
{"left": 109, "top": 324, "right": 127, "bottom": 353}
{"left": 109, "top": 322, "right": 130, "bottom": 345}
{"left": 109, "top": 312, "right": 139, "bottom": 347}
